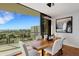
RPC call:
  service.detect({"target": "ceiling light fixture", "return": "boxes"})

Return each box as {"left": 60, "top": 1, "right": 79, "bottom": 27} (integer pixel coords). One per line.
{"left": 47, "top": 3, "right": 54, "bottom": 7}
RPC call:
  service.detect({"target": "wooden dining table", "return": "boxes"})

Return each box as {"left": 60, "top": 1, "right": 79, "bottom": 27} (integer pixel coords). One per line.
{"left": 31, "top": 37, "right": 61, "bottom": 56}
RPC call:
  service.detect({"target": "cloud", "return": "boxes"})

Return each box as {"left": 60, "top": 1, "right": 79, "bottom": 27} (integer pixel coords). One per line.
{"left": 0, "top": 10, "right": 14, "bottom": 24}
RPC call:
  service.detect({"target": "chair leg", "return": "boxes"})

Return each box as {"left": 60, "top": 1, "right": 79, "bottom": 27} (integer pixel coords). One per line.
{"left": 53, "top": 49, "right": 63, "bottom": 56}
{"left": 60, "top": 49, "right": 63, "bottom": 55}
{"left": 56, "top": 49, "right": 63, "bottom": 56}
{"left": 45, "top": 51, "right": 48, "bottom": 56}
{"left": 37, "top": 50, "right": 42, "bottom": 56}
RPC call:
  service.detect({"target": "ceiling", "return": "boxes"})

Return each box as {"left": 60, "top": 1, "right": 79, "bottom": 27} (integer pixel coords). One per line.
{"left": 21, "top": 3, "right": 79, "bottom": 18}
{"left": 0, "top": 3, "right": 40, "bottom": 16}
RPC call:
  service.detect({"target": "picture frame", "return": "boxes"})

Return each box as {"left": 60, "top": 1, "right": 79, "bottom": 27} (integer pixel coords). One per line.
{"left": 56, "top": 16, "right": 72, "bottom": 33}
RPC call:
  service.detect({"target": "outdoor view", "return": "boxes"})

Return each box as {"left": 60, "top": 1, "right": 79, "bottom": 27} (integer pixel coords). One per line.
{"left": 0, "top": 10, "right": 40, "bottom": 54}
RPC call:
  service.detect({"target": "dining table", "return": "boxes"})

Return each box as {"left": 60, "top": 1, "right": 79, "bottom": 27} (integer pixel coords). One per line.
{"left": 31, "top": 37, "right": 61, "bottom": 56}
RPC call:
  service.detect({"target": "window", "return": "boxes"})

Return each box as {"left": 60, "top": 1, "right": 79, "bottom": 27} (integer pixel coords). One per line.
{"left": 0, "top": 4, "right": 40, "bottom": 53}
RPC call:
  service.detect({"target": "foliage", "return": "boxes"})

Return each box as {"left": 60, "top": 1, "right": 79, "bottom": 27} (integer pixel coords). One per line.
{"left": 0, "top": 29, "right": 33, "bottom": 44}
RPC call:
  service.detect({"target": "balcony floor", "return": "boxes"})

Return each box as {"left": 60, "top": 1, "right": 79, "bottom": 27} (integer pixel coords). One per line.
{"left": 0, "top": 41, "right": 33, "bottom": 56}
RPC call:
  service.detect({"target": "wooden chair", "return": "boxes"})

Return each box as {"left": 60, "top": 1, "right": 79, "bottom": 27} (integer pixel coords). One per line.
{"left": 44, "top": 38, "right": 65, "bottom": 56}
{"left": 19, "top": 41, "right": 39, "bottom": 56}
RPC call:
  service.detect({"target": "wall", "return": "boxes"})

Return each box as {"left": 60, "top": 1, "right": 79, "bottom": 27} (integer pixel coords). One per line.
{"left": 51, "top": 12, "right": 79, "bottom": 48}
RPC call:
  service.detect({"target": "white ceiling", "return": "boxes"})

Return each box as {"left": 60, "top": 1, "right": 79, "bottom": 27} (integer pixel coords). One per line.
{"left": 21, "top": 3, "right": 79, "bottom": 18}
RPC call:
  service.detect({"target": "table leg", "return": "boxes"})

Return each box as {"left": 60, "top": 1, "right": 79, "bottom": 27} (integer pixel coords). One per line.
{"left": 41, "top": 49, "right": 44, "bottom": 56}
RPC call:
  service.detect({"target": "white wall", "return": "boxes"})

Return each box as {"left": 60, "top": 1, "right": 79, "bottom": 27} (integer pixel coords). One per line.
{"left": 51, "top": 12, "right": 79, "bottom": 48}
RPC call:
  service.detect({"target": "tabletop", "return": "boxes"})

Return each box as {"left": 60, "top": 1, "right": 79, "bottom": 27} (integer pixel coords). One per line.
{"left": 31, "top": 39, "right": 55, "bottom": 50}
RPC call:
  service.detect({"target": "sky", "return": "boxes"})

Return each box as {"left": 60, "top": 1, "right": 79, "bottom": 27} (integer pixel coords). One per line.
{"left": 0, "top": 10, "right": 40, "bottom": 30}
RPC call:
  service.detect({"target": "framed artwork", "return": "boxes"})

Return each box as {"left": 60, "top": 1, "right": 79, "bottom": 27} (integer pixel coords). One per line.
{"left": 56, "top": 16, "right": 72, "bottom": 33}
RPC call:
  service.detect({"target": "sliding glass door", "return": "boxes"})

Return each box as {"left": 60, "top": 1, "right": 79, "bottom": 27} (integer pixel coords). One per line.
{"left": 40, "top": 13, "right": 51, "bottom": 38}
{"left": 0, "top": 4, "right": 40, "bottom": 53}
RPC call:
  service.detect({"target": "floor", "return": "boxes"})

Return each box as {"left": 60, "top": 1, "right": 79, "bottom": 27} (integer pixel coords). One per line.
{"left": 0, "top": 41, "right": 33, "bottom": 56}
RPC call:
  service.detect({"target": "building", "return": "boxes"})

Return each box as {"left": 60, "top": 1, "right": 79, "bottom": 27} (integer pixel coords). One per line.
{"left": 31, "top": 26, "right": 41, "bottom": 40}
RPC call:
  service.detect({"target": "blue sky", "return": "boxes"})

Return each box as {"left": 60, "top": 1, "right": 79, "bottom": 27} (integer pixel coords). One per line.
{"left": 0, "top": 10, "right": 40, "bottom": 30}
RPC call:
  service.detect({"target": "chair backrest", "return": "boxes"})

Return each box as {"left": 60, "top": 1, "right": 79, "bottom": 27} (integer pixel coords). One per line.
{"left": 52, "top": 38, "right": 65, "bottom": 55}
{"left": 19, "top": 41, "right": 29, "bottom": 56}
{"left": 44, "top": 35, "right": 48, "bottom": 40}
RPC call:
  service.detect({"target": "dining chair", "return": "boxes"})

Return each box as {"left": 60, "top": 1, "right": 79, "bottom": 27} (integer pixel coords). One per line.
{"left": 44, "top": 35, "right": 48, "bottom": 40}
{"left": 19, "top": 41, "right": 40, "bottom": 56}
{"left": 44, "top": 38, "right": 65, "bottom": 56}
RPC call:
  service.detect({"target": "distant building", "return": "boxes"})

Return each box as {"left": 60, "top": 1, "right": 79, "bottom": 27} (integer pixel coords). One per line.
{"left": 31, "top": 26, "right": 41, "bottom": 40}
